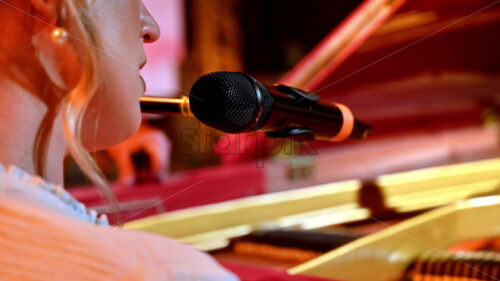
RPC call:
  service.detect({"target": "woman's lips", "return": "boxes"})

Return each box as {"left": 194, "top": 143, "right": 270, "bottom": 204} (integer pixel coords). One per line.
{"left": 139, "top": 59, "right": 147, "bottom": 94}
{"left": 139, "top": 59, "right": 147, "bottom": 70}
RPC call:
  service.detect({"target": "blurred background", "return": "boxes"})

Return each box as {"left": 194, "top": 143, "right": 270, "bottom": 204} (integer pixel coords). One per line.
{"left": 65, "top": 0, "right": 500, "bottom": 224}
{"left": 64, "top": 0, "right": 365, "bottom": 184}
{"left": 62, "top": 1, "right": 500, "bottom": 279}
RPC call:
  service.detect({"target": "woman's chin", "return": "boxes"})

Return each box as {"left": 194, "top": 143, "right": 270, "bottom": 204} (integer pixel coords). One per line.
{"left": 81, "top": 115, "right": 142, "bottom": 152}
{"left": 82, "top": 129, "right": 138, "bottom": 152}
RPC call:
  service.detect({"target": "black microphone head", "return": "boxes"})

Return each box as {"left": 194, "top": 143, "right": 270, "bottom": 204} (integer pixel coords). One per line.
{"left": 189, "top": 72, "right": 273, "bottom": 133}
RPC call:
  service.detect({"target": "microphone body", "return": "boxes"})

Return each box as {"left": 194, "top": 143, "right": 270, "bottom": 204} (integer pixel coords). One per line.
{"left": 259, "top": 85, "right": 369, "bottom": 141}
{"left": 189, "top": 72, "right": 370, "bottom": 142}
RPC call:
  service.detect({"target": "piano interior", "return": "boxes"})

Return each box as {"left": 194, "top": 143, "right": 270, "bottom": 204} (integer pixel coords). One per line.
{"left": 125, "top": 159, "right": 500, "bottom": 280}
{"left": 77, "top": 0, "right": 500, "bottom": 280}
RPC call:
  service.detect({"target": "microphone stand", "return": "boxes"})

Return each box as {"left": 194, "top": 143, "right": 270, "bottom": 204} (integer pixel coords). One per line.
{"left": 140, "top": 96, "right": 193, "bottom": 117}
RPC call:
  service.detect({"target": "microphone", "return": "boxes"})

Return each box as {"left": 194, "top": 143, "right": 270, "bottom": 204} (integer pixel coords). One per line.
{"left": 188, "top": 72, "right": 371, "bottom": 142}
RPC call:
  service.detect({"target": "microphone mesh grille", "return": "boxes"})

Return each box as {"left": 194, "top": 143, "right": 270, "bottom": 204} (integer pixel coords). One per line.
{"left": 189, "top": 72, "right": 272, "bottom": 133}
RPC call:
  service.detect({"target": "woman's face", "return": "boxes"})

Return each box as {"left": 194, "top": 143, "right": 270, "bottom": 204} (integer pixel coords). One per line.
{"left": 81, "top": 0, "right": 160, "bottom": 151}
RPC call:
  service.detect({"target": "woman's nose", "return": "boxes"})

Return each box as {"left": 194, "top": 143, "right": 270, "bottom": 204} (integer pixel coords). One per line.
{"left": 140, "top": 2, "right": 160, "bottom": 43}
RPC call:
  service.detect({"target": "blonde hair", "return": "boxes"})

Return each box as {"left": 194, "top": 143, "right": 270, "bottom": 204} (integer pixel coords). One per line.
{"left": 0, "top": 0, "right": 120, "bottom": 220}
{"left": 40, "top": 0, "right": 120, "bottom": 220}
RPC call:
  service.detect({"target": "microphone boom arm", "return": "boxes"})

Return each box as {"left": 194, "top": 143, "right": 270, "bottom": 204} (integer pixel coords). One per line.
{"left": 140, "top": 96, "right": 193, "bottom": 117}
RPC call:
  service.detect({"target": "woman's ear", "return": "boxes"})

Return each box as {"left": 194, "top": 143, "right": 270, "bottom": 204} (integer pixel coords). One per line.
{"left": 32, "top": 28, "right": 81, "bottom": 94}
{"left": 31, "top": 0, "right": 82, "bottom": 95}
{"left": 29, "top": 0, "right": 58, "bottom": 25}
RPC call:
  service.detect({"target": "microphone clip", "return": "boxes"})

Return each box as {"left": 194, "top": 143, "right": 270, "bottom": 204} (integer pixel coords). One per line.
{"left": 265, "top": 127, "right": 316, "bottom": 142}
{"left": 273, "top": 85, "right": 320, "bottom": 105}
{"left": 265, "top": 85, "right": 320, "bottom": 141}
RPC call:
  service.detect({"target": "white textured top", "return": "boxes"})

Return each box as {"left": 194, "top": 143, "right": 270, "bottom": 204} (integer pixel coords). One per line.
{"left": 0, "top": 164, "right": 238, "bottom": 281}
{"left": 0, "top": 165, "right": 108, "bottom": 226}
